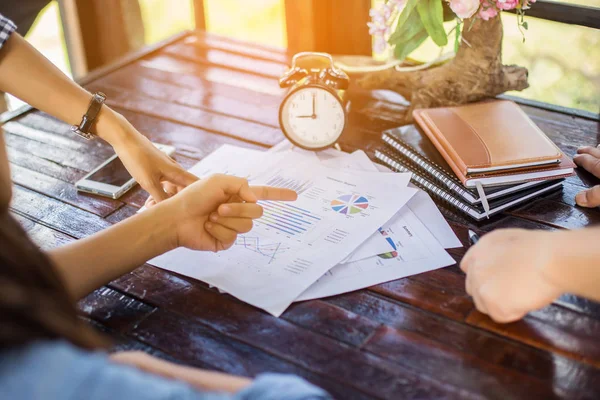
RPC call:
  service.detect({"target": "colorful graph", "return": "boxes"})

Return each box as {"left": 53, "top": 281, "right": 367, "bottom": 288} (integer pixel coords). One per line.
{"left": 377, "top": 227, "right": 398, "bottom": 259}
{"left": 235, "top": 236, "right": 290, "bottom": 263}
{"left": 257, "top": 200, "right": 321, "bottom": 236}
{"left": 331, "top": 194, "right": 369, "bottom": 215}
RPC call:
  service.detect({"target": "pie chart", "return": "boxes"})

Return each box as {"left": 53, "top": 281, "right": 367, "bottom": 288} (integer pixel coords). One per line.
{"left": 331, "top": 194, "right": 369, "bottom": 215}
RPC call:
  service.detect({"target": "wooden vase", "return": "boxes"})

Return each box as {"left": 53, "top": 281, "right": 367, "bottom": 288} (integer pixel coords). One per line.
{"left": 354, "top": 15, "right": 529, "bottom": 121}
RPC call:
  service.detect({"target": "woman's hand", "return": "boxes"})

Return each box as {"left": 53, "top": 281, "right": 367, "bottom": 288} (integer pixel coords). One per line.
{"left": 460, "top": 229, "right": 563, "bottom": 323}
{"left": 111, "top": 351, "right": 252, "bottom": 393}
{"left": 106, "top": 113, "right": 198, "bottom": 203}
{"left": 159, "top": 174, "right": 297, "bottom": 252}
{"left": 574, "top": 145, "right": 600, "bottom": 207}
{"left": 110, "top": 351, "right": 163, "bottom": 375}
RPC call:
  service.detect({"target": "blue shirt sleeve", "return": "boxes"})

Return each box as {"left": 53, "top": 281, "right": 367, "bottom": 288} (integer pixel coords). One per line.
{"left": 0, "top": 340, "right": 332, "bottom": 400}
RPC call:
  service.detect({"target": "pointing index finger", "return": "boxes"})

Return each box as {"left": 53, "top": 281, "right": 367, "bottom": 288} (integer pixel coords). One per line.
{"left": 251, "top": 186, "right": 298, "bottom": 201}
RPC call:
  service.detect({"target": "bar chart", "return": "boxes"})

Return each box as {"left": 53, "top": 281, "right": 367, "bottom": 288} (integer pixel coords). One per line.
{"left": 264, "top": 174, "right": 313, "bottom": 195}
{"left": 257, "top": 200, "right": 322, "bottom": 236}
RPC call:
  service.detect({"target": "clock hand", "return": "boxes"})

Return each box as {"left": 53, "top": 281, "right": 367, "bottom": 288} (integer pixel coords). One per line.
{"left": 311, "top": 92, "right": 316, "bottom": 118}
{"left": 296, "top": 115, "right": 314, "bottom": 118}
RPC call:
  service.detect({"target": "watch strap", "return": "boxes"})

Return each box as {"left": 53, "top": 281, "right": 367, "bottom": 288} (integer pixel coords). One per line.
{"left": 71, "top": 92, "right": 106, "bottom": 140}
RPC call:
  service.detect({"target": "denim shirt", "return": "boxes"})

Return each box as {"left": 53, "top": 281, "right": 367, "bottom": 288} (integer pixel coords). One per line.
{"left": 0, "top": 341, "right": 331, "bottom": 400}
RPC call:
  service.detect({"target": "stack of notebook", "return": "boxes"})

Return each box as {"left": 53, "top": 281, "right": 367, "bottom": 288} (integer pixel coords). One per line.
{"left": 375, "top": 100, "right": 576, "bottom": 220}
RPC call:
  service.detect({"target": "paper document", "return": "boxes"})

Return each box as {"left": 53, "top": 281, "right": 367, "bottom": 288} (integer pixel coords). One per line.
{"left": 149, "top": 145, "right": 414, "bottom": 316}
{"left": 319, "top": 146, "right": 462, "bottom": 250}
{"left": 298, "top": 206, "right": 455, "bottom": 301}
{"left": 289, "top": 147, "right": 456, "bottom": 300}
{"left": 269, "top": 142, "right": 461, "bottom": 251}
{"left": 406, "top": 190, "right": 462, "bottom": 249}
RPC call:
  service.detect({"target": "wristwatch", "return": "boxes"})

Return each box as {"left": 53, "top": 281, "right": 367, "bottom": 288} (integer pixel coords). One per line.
{"left": 70, "top": 92, "right": 106, "bottom": 140}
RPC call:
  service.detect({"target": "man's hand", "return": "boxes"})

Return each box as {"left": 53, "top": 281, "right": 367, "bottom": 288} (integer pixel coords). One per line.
{"left": 574, "top": 145, "right": 600, "bottom": 207}
{"left": 460, "top": 229, "right": 563, "bottom": 323}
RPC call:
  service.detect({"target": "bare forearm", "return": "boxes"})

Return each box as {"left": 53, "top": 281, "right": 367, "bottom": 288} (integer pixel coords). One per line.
{"left": 542, "top": 226, "right": 600, "bottom": 301}
{"left": 153, "top": 362, "right": 251, "bottom": 393}
{"left": 111, "top": 352, "right": 252, "bottom": 393}
{"left": 48, "top": 204, "right": 177, "bottom": 299}
{"left": 0, "top": 34, "right": 125, "bottom": 144}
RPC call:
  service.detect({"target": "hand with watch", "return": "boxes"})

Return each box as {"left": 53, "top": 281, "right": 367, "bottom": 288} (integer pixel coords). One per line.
{"left": 72, "top": 92, "right": 197, "bottom": 202}
{"left": 0, "top": 33, "right": 197, "bottom": 204}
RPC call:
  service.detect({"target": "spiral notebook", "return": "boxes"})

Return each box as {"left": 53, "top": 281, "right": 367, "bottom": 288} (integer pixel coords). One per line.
{"left": 375, "top": 148, "right": 563, "bottom": 221}
{"left": 381, "top": 125, "right": 558, "bottom": 205}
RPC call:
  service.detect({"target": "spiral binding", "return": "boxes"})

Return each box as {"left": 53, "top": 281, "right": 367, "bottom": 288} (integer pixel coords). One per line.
{"left": 374, "top": 149, "right": 477, "bottom": 218}
{"left": 381, "top": 132, "right": 477, "bottom": 203}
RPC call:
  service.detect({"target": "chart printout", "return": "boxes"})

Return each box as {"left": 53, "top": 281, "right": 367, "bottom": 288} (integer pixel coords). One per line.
{"left": 297, "top": 206, "right": 455, "bottom": 301}
{"left": 295, "top": 150, "right": 455, "bottom": 300}
{"left": 148, "top": 145, "right": 414, "bottom": 316}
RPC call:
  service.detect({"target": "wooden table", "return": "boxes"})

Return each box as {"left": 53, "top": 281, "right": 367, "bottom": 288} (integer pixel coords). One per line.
{"left": 6, "top": 31, "right": 600, "bottom": 399}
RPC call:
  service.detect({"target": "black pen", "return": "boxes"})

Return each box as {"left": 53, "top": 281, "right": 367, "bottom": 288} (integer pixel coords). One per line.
{"left": 468, "top": 230, "right": 480, "bottom": 245}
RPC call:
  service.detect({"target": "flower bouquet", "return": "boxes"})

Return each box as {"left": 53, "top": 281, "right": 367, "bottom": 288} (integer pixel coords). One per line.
{"left": 346, "top": 0, "right": 533, "bottom": 118}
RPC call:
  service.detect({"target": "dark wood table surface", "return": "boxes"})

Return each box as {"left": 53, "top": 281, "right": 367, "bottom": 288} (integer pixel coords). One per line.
{"left": 6, "top": 31, "right": 600, "bottom": 399}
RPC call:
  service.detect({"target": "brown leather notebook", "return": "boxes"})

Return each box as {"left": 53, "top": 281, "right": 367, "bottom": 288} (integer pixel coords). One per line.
{"left": 413, "top": 100, "right": 575, "bottom": 188}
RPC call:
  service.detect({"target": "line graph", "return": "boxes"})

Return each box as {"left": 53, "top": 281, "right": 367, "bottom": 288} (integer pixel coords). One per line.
{"left": 235, "top": 236, "right": 291, "bottom": 263}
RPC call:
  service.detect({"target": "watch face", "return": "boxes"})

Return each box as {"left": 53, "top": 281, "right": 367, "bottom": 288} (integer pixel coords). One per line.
{"left": 280, "top": 86, "right": 345, "bottom": 149}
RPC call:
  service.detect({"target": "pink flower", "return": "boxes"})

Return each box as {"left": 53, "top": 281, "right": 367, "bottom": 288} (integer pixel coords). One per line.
{"left": 496, "top": 0, "right": 519, "bottom": 10}
{"left": 521, "top": 0, "right": 536, "bottom": 9}
{"left": 448, "top": 0, "right": 480, "bottom": 19}
{"left": 478, "top": 0, "right": 499, "bottom": 20}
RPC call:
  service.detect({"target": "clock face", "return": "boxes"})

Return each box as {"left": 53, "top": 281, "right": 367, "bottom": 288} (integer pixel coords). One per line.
{"left": 280, "top": 86, "right": 345, "bottom": 149}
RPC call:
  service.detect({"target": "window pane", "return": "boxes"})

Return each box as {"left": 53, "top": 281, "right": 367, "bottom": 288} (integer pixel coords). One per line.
{"left": 204, "top": 0, "right": 286, "bottom": 48}
{"left": 502, "top": 13, "right": 600, "bottom": 114}
{"left": 26, "top": 2, "right": 70, "bottom": 76}
{"left": 138, "top": 0, "right": 194, "bottom": 44}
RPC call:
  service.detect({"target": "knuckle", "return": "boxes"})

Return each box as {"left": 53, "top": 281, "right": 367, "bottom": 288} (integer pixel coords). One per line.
{"left": 586, "top": 186, "right": 600, "bottom": 206}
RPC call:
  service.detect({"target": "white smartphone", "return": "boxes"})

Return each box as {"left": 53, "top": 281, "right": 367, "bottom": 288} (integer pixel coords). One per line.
{"left": 75, "top": 143, "right": 176, "bottom": 199}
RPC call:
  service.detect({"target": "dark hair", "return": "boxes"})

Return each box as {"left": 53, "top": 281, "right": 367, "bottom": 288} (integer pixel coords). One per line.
{"left": 0, "top": 211, "right": 106, "bottom": 350}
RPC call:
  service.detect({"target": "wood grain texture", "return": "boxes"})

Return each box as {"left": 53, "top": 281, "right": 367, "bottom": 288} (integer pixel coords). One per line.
{"left": 329, "top": 292, "right": 600, "bottom": 398}
{"left": 10, "top": 163, "right": 122, "bottom": 217}
{"left": 10, "top": 185, "right": 111, "bottom": 238}
{"left": 79, "top": 286, "right": 156, "bottom": 333}
{"left": 111, "top": 265, "right": 461, "bottom": 399}
{"left": 6, "top": 31, "right": 600, "bottom": 399}
{"left": 131, "top": 310, "right": 380, "bottom": 400}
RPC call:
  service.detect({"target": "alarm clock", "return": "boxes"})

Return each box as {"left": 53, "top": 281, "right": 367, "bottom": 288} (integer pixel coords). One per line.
{"left": 279, "top": 52, "right": 350, "bottom": 150}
